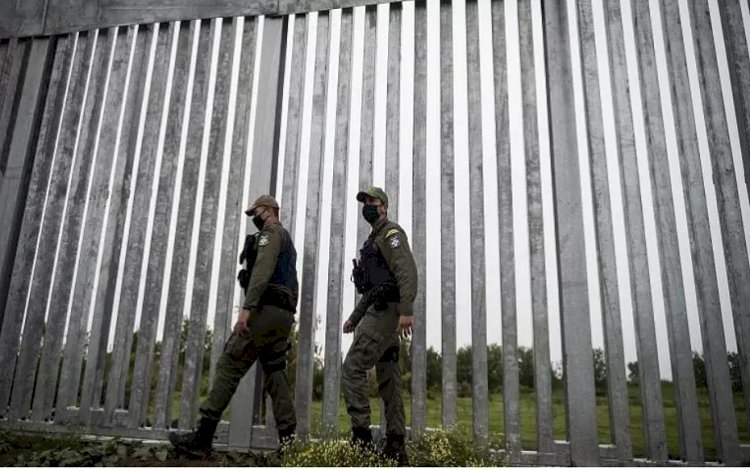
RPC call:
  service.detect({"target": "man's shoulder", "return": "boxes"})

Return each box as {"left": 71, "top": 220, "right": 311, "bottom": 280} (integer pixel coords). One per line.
{"left": 377, "top": 221, "right": 409, "bottom": 250}
{"left": 261, "top": 221, "right": 286, "bottom": 235}
{"left": 258, "top": 222, "right": 285, "bottom": 246}
{"left": 382, "top": 221, "right": 407, "bottom": 239}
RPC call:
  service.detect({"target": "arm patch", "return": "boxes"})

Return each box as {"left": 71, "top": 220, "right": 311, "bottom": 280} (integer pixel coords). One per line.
{"left": 385, "top": 228, "right": 403, "bottom": 248}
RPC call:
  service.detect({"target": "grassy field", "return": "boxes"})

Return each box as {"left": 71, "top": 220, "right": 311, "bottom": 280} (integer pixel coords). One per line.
{"left": 167, "top": 376, "right": 746, "bottom": 462}
{"left": 306, "top": 383, "right": 747, "bottom": 462}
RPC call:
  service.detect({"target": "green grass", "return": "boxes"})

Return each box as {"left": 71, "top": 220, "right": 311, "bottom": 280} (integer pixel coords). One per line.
{"left": 161, "top": 376, "right": 746, "bottom": 463}
{"left": 308, "top": 383, "right": 747, "bottom": 462}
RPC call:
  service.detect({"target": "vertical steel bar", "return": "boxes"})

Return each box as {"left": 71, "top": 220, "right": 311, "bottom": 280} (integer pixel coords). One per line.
{"left": 410, "top": 0, "right": 428, "bottom": 436}
{"left": 280, "top": 15, "right": 308, "bottom": 236}
{"left": 717, "top": 0, "right": 750, "bottom": 206}
{"left": 0, "top": 38, "right": 26, "bottom": 177}
{"left": 543, "top": 0, "right": 599, "bottom": 464}
{"left": 517, "top": 0, "right": 555, "bottom": 454}
{"left": 635, "top": 0, "right": 704, "bottom": 460}
{"left": 439, "top": 0, "right": 457, "bottom": 429}
{"left": 384, "top": 4, "right": 401, "bottom": 219}
{"left": 491, "top": 0, "right": 520, "bottom": 453}
{"left": 322, "top": 7, "right": 353, "bottom": 437}
{"left": 465, "top": 0, "right": 489, "bottom": 446}
{"left": 295, "top": 11, "right": 330, "bottom": 438}
{"left": 357, "top": 5, "right": 376, "bottom": 247}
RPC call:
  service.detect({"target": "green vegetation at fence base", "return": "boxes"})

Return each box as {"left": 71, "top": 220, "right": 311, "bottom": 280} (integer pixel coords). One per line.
{"left": 307, "top": 383, "right": 747, "bottom": 463}
{"left": 280, "top": 428, "right": 502, "bottom": 467}
{"left": 0, "top": 428, "right": 502, "bottom": 467}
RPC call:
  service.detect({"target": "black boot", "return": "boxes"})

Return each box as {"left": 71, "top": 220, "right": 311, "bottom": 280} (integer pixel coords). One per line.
{"left": 169, "top": 417, "right": 218, "bottom": 459}
{"left": 351, "top": 426, "right": 373, "bottom": 450}
{"left": 276, "top": 427, "right": 296, "bottom": 454}
{"left": 383, "top": 433, "right": 409, "bottom": 466}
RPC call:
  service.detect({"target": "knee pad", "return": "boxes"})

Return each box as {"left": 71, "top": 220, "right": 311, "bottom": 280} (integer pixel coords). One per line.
{"left": 342, "top": 355, "right": 355, "bottom": 378}
{"left": 260, "top": 349, "right": 287, "bottom": 375}
{"left": 379, "top": 345, "right": 399, "bottom": 363}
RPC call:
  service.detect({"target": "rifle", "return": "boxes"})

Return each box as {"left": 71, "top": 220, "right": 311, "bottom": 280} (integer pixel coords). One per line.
{"left": 237, "top": 232, "right": 259, "bottom": 292}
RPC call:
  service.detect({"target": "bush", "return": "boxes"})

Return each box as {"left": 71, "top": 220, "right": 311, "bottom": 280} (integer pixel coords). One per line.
{"left": 281, "top": 439, "right": 394, "bottom": 467}
{"left": 279, "top": 428, "right": 502, "bottom": 467}
{"left": 406, "top": 427, "right": 501, "bottom": 467}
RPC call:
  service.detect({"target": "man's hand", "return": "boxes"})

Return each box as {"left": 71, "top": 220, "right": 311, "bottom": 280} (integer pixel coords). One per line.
{"left": 343, "top": 319, "right": 355, "bottom": 334}
{"left": 398, "top": 315, "right": 412, "bottom": 339}
{"left": 234, "top": 308, "right": 250, "bottom": 335}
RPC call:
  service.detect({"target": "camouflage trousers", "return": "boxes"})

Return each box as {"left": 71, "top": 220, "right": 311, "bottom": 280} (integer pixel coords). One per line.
{"left": 342, "top": 302, "right": 405, "bottom": 437}
{"left": 199, "top": 304, "right": 296, "bottom": 434}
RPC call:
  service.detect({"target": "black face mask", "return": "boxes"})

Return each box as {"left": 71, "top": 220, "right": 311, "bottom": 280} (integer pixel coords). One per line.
{"left": 362, "top": 204, "right": 380, "bottom": 223}
{"left": 252, "top": 210, "right": 266, "bottom": 230}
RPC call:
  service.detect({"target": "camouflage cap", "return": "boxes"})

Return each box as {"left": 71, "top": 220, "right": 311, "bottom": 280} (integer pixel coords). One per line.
{"left": 356, "top": 186, "right": 389, "bottom": 205}
{"left": 245, "top": 194, "right": 279, "bottom": 216}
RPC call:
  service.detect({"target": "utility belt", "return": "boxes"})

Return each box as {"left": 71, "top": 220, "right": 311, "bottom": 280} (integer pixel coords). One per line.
{"left": 259, "top": 283, "right": 297, "bottom": 313}
{"left": 366, "top": 281, "right": 400, "bottom": 311}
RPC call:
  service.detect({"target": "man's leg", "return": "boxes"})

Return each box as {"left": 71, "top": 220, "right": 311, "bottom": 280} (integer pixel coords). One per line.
{"left": 376, "top": 343, "right": 408, "bottom": 465}
{"left": 254, "top": 305, "right": 296, "bottom": 444}
{"left": 200, "top": 332, "right": 256, "bottom": 420}
{"left": 260, "top": 340, "right": 296, "bottom": 441}
{"left": 170, "top": 332, "right": 255, "bottom": 456}
{"left": 376, "top": 344, "right": 405, "bottom": 436}
{"left": 342, "top": 330, "right": 384, "bottom": 446}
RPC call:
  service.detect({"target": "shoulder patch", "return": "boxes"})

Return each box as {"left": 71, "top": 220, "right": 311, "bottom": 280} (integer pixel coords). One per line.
{"left": 386, "top": 228, "right": 401, "bottom": 239}
{"left": 259, "top": 234, "right": 270, "bottom": 246}
{"left": 389, "top": 235, "right": 401, "bottom": 248}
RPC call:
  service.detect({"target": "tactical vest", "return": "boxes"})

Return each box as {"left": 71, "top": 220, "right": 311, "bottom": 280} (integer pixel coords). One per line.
{"left": 238, "top": 227, "right": 299, "bottom": 312}
{"left": 355, "top": 235, "right": 400, "bottom": 301}
{"left": 269, "top": 228, "right": 298, "bottom": 295}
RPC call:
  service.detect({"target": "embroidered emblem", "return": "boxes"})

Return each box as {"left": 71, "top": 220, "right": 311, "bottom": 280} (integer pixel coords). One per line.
{"left": 386, "top": 228, "right": 400, "bottom": 238}
{"left": 389, "top": 235, "right": 401, "bottom": 248}
{"left": 259, "top": 234, "right": 269, "bottom": 246}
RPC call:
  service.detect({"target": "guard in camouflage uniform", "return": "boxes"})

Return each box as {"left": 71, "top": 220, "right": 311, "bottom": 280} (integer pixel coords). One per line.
{"left": 343, "top": 187, "right": 417, "bottom": 466}
{"left": 169, "top": 195, "right": 298, "bottom": 457}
